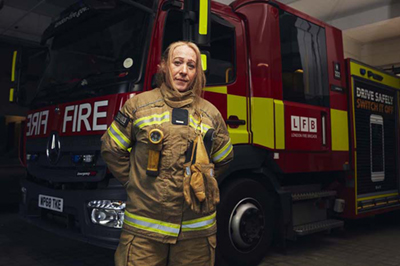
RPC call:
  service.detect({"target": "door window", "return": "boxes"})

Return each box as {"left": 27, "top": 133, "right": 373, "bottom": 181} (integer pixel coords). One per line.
{"left": 163, "top": 10, "right": 236, "bottom": 85}
{"left": 280, "top": 11, "right": 329, "bottom": 107}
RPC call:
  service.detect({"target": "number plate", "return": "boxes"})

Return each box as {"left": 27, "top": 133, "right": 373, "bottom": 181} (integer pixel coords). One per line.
{"left": 38, "top": 194, "right": 63, "bottom": 212}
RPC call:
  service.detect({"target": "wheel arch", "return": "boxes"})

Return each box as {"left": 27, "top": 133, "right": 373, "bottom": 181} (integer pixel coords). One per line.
{"left": 217, "top": 145, "right": 293, "bottom": 246}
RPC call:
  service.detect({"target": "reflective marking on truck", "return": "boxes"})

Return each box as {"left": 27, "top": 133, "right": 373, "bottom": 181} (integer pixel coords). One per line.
{"left": 26, "top": 110, "right": 49, "bottom": 136}
{"left": 62, "top": 100, "right": 108, "bottom": 133}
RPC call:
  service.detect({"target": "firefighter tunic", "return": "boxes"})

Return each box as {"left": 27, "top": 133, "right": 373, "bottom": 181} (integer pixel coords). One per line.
{"left": 101, "top": 84, "right": 233, "bottom": 244}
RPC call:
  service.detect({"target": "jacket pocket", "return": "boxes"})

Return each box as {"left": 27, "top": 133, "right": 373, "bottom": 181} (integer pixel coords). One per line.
{"left": 207, "top": 235, "right": 217, "bottom": 266}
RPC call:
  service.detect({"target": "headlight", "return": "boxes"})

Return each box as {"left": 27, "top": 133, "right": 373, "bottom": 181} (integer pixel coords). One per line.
{"left": 26, "top": 153, "right": 39, "bottom": 161}
{"left": 83, "top": 154, "right": 95, "bottom": 163}
{"left": 87, "top": 200, "right": 125, "bottom": 228}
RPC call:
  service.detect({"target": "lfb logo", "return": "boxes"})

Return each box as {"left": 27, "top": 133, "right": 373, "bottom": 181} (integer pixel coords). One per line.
{"left": 291, "top": 116, "right": 317, "bottom": 133}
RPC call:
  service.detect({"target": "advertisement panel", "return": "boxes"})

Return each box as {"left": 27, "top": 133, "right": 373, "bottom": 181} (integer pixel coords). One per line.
{"left": 354, "top": 78, "right": 397, "bottom": 196}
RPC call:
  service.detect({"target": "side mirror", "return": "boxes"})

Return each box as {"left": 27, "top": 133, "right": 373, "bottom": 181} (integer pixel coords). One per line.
{"left": 195, "top": 0, "right": 211, "bottom": 46}
{"left": 184, "top": 0, "right": 211, "bottom": 46}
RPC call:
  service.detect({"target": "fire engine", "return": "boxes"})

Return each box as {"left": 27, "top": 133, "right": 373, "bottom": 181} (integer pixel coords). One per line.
{"left": 10, "top": 0, "right": 400, "bottom": 265}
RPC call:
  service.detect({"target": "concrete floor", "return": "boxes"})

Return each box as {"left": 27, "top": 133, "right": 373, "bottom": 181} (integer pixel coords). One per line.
{"left": 1, "top": 208, "right": 400, "bottom": 266}
{"left": 2, "top": 164, "right": 400, "bottom": 266}
{"left": 259, "top": 213, "right": 400, "bottom": 266}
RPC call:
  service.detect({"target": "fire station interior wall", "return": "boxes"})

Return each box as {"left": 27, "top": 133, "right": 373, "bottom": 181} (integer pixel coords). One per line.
{"left": 0, "top": 38, "right": 45, "bottom": 165}
{"left": 0, "top": 42, "right": 28, "bottom": 117}
{"left": 361, "top": 36, "right": 400, "bottom": 68}
{"left": 343, "top": 35, "right": 362, "bottom": 62}
{"left": 0, "top": 43, "right": 25, "bottom": 164}
{"left": 343, "top": 35, "right": 400, "bottom": 70}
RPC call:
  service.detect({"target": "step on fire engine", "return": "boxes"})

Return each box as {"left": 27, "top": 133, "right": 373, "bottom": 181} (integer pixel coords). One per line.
{"left": 9, "top": 0, "right": 400, "bottom": 265}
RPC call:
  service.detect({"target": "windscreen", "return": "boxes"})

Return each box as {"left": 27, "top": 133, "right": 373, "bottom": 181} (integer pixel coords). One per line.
{"left": 33, "top": 3, "right": 152, "bottom": 107}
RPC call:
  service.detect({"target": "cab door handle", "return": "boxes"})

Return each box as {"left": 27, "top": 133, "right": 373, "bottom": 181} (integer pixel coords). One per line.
{"left": 321, "top": 112, "right": 327, "bottom": 146}
{"left": 226, "top": 115, "right": 245, "bottom": 128}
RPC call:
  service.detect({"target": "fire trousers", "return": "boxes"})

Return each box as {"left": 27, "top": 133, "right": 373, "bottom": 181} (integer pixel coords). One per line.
{"left": 115, "top": 231, "right": 216, "bottom": 266}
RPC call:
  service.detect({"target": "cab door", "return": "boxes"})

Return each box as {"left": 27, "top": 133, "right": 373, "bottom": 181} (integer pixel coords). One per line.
{"left": 279, "top": 11, "right": 332, "bottom": 173}
{"left": 202, "top": 12, "right": 250, "bottom": 145}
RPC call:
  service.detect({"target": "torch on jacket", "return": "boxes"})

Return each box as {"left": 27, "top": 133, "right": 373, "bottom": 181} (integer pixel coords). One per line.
{"left": 101, "top": 87, "right": 233, "bottom": 244}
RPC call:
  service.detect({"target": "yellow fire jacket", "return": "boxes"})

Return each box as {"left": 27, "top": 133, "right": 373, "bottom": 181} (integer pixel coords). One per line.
{"left": 101, "top": 87, "right": 233, "bottom": 244}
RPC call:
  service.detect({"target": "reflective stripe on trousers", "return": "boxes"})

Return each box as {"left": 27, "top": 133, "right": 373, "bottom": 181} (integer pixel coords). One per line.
{"left": 182, "top": 212, "right": 216, "bottom": 232}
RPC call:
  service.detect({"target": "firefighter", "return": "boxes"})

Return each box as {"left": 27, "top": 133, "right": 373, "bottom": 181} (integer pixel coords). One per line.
{"left": 101, "top": 41, "right": 233, "bottom": 266}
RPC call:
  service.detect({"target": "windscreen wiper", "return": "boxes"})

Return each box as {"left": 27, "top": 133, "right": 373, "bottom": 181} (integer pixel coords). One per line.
{"left": 58, "top": 69, "right": 129, "bottom": 97}
{"left": 79, "top": 68, "right": 128, "bottom": 83}
{"left": 30, "top": 81, "right": 76, "bottom": 107}
{"left": 35, "top": 80, "right": 73, "bottom": 98}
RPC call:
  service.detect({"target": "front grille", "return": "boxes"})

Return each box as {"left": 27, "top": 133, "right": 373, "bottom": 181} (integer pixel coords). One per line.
{"left": 27, "top": 173, "right": 110, "bottom": 190}
{"left": 41, "top": 208, "right": 81, "bottom": 232}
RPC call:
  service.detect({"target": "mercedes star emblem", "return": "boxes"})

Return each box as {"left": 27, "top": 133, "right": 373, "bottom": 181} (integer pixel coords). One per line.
{"left": 46, "top": 131, "right": 61, "bottom": 165}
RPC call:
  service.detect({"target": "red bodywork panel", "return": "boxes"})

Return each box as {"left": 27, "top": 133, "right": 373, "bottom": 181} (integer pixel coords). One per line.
{"left": 326, "top": 27, "right": 347, "bottom": 111}
{"left": 235, "top": 2, "right": 282, "bottom": 100}
{"left": 235, "top": 0, "right": 348, "bottom": 173}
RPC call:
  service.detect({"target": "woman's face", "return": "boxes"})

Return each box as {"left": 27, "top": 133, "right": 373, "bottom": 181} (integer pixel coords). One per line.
{"left": 169, "top": 45, "right": 197, "bottom": 92}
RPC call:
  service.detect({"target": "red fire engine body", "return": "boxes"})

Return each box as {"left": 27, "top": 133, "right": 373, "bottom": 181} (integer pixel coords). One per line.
{"left": 16, "top": 0, "right": 400, "bottom": 265}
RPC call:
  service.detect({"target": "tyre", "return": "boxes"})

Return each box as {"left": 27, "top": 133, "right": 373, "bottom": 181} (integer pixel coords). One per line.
{"left": 216, "top": 178, "right": 274, "bottom": 266}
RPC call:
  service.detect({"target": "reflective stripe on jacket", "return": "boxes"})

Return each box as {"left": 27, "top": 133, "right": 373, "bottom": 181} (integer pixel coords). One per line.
{"left": 123, "top": 210, "right": 216, "bottom": 236}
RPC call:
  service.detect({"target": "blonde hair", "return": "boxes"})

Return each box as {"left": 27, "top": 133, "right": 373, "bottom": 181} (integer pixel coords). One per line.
{"left": 157, "top": 41, "right": 206, "bottom": 97}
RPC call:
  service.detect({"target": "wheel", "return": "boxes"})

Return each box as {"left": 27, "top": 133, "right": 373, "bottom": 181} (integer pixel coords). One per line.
{"left": 216, "top": 178, "right": 274, "bottom": 266}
